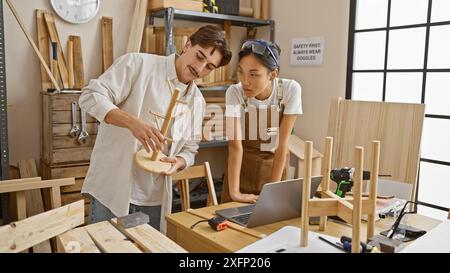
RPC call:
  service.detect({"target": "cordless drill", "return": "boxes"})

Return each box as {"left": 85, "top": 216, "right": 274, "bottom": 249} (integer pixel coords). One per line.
{"left": 330, "top": 168, "right": 371, "bottom": 197}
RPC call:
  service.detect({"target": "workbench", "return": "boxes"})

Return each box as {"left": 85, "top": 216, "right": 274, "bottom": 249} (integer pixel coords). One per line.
{"left": 166, "top": 202, "right": 442, "bottom": 253}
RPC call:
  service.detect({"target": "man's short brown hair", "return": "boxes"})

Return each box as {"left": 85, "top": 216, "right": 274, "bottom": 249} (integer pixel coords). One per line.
{"left": 189, "top": 25, "right": 232, "bottom": 67}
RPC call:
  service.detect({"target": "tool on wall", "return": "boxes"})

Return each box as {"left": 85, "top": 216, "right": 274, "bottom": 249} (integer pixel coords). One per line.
{"left": 69, "top": 101, "right": 80, "bottom": 138}
{"left": 78, "top": 110, "right": 89, "bottom": 144}
{"left": 51, "top": 42, "right": 59, "bottom": 87}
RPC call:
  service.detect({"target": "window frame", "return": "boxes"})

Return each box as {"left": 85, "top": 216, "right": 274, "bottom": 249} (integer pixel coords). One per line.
{"left": 346, "top": 0, "right": 450, "bottom": 213}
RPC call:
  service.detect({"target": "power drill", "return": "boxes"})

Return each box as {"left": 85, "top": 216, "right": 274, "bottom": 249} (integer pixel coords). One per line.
{"left": 330, "top": 168, "right": 371, "bottom": 197}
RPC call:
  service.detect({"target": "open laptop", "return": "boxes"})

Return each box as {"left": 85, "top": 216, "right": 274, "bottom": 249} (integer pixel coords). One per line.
{"left": 216, "top": 176, "right": 323, "bottom": 228}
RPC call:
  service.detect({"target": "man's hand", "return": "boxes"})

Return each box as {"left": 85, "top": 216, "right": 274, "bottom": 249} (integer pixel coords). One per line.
{"left": 128, "top": 119, "right": 166, "bottom": 153}
{"left": 160, "top": 157, "right": 187, "bottom": 176}
{"left": 230, "top": 192, "right": 259, "bottom": 204}
{"left": 104, "top": 109, "right": 167, "bottom": 153}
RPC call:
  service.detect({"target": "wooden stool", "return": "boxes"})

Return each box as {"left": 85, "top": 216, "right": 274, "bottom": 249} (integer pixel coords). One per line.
{"left": 300, "top": 137, "right": 381, "bottom": 253}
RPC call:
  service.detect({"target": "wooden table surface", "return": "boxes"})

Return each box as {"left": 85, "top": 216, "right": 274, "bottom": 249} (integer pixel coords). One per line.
{"left": 166, "top": 202, "right": 442, "bottom": 253}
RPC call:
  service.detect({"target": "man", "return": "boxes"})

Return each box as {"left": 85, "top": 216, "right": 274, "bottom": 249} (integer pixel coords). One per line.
{"left": 79, "top": 25, "right": 232, "bottom": 233}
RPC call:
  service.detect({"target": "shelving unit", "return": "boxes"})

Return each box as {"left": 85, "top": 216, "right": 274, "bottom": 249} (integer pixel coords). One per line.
{"left": 149, "top": 8, "right": 275, "bottom": 56}
{"left": 0, "top": 0, "right": 10, "bottom": 221}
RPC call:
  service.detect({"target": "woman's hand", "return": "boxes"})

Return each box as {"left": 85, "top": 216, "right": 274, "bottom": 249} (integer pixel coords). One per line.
{"left": 160, "top": 157, "right": 187, "bottom": 176}
{"left": 230, "top": 192, "right": 259, "bottom": 204}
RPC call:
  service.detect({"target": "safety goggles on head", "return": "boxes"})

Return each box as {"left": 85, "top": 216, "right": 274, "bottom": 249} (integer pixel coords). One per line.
{"left": 241, "top": 40, "right": 280, "bottom": 69}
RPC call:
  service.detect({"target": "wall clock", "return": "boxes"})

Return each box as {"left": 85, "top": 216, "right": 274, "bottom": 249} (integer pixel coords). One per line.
{"left": 50, "top": 0, "right": 101, "bottom": 24}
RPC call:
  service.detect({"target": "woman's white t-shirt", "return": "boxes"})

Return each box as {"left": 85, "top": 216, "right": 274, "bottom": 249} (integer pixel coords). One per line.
{"left": 225, "top": 78, "right": 303, "bottom": 118}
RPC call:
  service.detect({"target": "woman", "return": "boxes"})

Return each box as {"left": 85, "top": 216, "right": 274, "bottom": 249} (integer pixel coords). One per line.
{"left": 221, "top": 39, "right": 303, "bottom": 204}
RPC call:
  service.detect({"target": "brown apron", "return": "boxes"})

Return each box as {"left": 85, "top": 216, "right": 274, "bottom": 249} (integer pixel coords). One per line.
{"left": 221, "top": 79, "right": 287, "bottom": 203}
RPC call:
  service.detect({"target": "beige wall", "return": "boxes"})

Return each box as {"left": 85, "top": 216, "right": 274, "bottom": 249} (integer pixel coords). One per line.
{"left": 4, "top": 0, "right": 350, "bottom": 167}
{"left": 272, "top": 0, "right": 350, "bottom": 152}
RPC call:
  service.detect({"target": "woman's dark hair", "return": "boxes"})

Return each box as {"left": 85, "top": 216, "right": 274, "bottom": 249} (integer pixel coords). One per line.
{"left": 239, "top": 40, "right": 281, "bottom": 71}
{"left": 189, "top": 25, "right": 232, "bottom": 67}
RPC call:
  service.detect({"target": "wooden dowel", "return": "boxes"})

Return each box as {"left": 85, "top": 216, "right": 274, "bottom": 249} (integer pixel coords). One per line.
{"left": 150, "top": 89, "right": 180, "bottom": 161}
{"left": 319, "top": 136, "right": 333, "bottom": 231}
{"left": 367, "top": 141, "right": 380, "bottom": 240}
{"left": 300, "top": 141, "right": 313, "bottom": 247}
{"left": 352, "top": 146, "right": 363, "bottom": 253}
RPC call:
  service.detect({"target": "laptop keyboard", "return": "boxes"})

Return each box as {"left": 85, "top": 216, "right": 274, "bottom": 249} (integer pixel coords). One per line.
{"left": 230, "top": 213, "right": 252, "bottom": 225}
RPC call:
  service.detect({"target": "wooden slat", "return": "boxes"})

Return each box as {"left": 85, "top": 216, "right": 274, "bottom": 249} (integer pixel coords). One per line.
{"left": 337, "top": 199, "right": 353, "bottom": 224}
{"left": 127, "top": 0, "right": 148, "bottom": 53}
{"left": 0, "top": 177, "right": 74, "bottom": 194}
{"left": 61, "top": 179, "right": 85, "bottom": 194}
{"left": 70, "top": 36, "right": 85, "bottom": 89}
{"left": 110, "top": 219, "right": 187, "bottom": 253}
{"left": 43, "top": 12, "right": 69, "bottom": 89}
{"left": 50, "top": 165, "right": 89, "bottom": 179}
{"left": 52, "top": 111, "right": 96, "bottom": 124}
{"left": 35, "top": 10, "right": 52, "bottom": 91}
{"left": 52, "top": 124, "right": 97, "bottom": 137}
{"left": 0, "top": 200, "right": 84, "bottom": 253}
{"left": 67, "top": 40, "right": 74, "bottom": 88}
{"left": 52, "top": 135, "right": 97, "bottom": 149}
{"left": 57, "top": 227, "right": 100, "bottom": 253}
{"left": 51, "top": 148, "right": 93, "bottom": 164}
{"left": 61, "top": 192, "right": 90, "bottom": 206}
{"left": 308, "top": 199, "right": 339, "bottom": 217}
{"left": 84, "top": 221, "right": 142, "bottom": 253}
{"left": 101, "top": 17, "right": 114, "bottom": 72}
{"left": 48, "top": 93, "right": 82, "bottom": 110}
{"left": 18, "top": 159, "right": 52, "bottom": 253}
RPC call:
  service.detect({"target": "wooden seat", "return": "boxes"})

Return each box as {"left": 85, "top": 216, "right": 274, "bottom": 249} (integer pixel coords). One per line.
{"left": 448, "top": 209, "right": 450, "bottom": 220}
{"left": 172, "top": 162, "right": 218, "bottom": 211}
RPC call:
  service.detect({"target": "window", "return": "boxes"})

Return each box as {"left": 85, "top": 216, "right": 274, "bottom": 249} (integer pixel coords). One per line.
{"left": 347, "top": 0, "right": 450, "bottom": 220}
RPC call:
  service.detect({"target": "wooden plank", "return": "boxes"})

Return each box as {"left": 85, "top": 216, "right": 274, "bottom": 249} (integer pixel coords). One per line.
{"left": 35, "top": 10, "right": 52, "bottom": 91}
{"left": 127, "top": 0, "right": 148, "bottom": 53}
{"left": 0, "top": 200, "right": 84, "bottom": 253}
{"left": 0, "top": 177, "right": 74, "bottom": 194}
{"left": 57, "top": 227, "right": 100, "bottom": 253}
{"left": 110, "top": 219, "right": 187, "bottom": 253}
{"left": 308, "top": 199, "right": 339, "bottom": 217}
{"left": 48, "top": 93, "right": 81, "bottom": 110}
{"left": 50, "top": 165, "right": 89, "bottom": 179}
{"left": 52, "top": 124, "right": 97, "bottom": 137}
{"left": 67, "top": 39, "right": 74, "bottom": 88}
{"left": 101, "top": 17, "right": 114, "bottom": 72}
{"left": 61, "top": 179, "right": 85, "bottom": 194}
{"left": 261, "top": 0, "right": 270, "bottom": 19}
{"left": 51, "top": 148, "right": 93, "bottom": 164}
{"left": 43, "top": 12, "right": 69, "bottom": 89}
{"left": 18, "top": 159, "right": 52, "bottom": 253}
{"left": 327, "top": 100, "right": 425, "bottom": 202}
{"left": 148, "top": 0, "right": 203, "bottom": 11}
{"left": 84, "top": 221, "right": 142, "bottom": 253}
{"left": 52, "top": 135, "right": 96, "bottom": 149}
{"left": 61, "top": 192, "right": 90, "bottom": 206}
{"left": 69, "top": 36, "right": 85, "bottom": 89}
{"left": 52, "top": 111, "right": 96, "bottom": 124}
